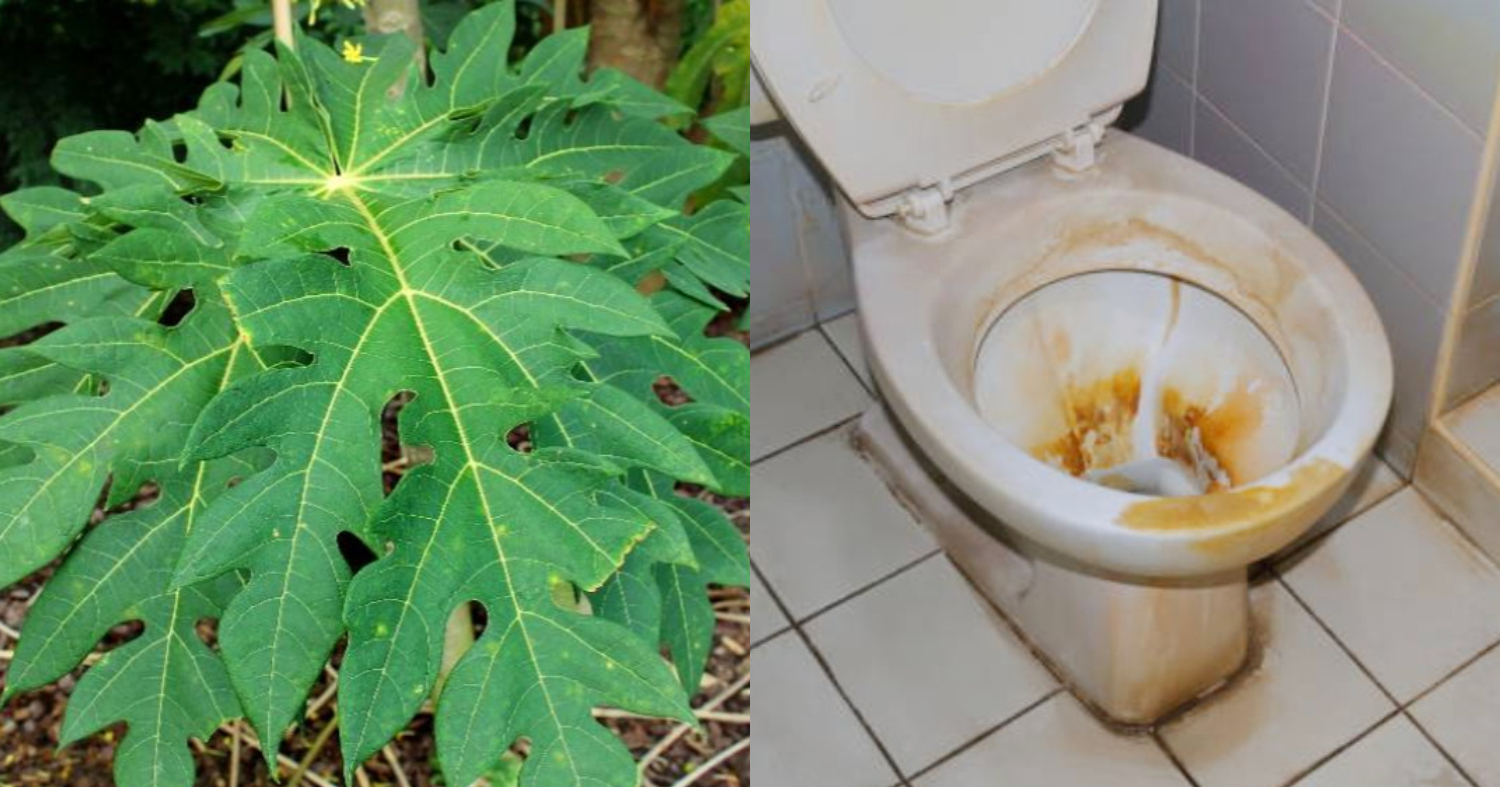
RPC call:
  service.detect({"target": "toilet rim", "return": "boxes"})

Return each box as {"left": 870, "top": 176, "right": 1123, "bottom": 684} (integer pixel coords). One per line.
{"left": 874, "top": 283, "right": 1388, "bottom": 579}
{"left": 854, "top": 147, "right": 1393, "bottom": 579}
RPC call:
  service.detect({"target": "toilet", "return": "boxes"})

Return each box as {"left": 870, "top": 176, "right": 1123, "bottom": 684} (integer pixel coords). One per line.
{"left": 751, "top": 0, "right": 1394, "bottom": 723}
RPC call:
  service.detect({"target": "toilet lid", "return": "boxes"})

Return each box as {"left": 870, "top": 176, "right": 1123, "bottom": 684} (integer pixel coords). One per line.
{"left": 750, "top": 0, "right": 1159, "bottom": 217}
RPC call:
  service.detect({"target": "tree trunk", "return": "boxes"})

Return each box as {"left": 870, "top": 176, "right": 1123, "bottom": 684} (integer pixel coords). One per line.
{"left": 363, "top": 0, "right": 426, "bottom": 74}
{"left": 586, "top": 0, "right": 683, "bottom": 89}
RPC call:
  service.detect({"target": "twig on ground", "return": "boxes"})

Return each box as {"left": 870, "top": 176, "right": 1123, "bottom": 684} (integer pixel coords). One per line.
{"left": 286, "top": 712, "right": 340, "bottom": 787}
{"left": 382, "top": 743, "right": 414, "bottom": 787}
{"left": 591, "top": 708, "right": 749, "bottom": 725}
{"left": 305, "top": 664, "right": 340, "bottom": 719}
{"left": 713, "top": 612, "right": 748, "bottom": 624}
{"left": 229, "top": 721, "right": 242, "bottom": 787}
{"left": 228, "top": 726, "right": 339, "bottom": 787}
{"left": 637, "top": 672, "right": 751, "bottom": 777}
{"left": 667, "top": 738, "right": 750, "bottom": 787}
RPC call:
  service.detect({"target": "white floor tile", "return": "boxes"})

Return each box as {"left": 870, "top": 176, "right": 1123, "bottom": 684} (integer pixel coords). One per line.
{"left": 1280, "top": 489, "right": 1500, "bottom": 701}
{"left": 1292, "top": 714, "right": 1468, "bottom": 787}
{"left": 1279, "top": 457, "right": 1404, "bottom": 556}
{"left": 751, "top": 427, "right": 937, "bottom": 619}
{"left": 750, "top": 563, "right": 790, "bottom": 645}
{"left": 750, "top": 330, "right": 869, "bottom": 460}
{"left": 1160, "top": 582, "right": 1393, "bottom": 787}
{"left": 914, "top": 692, "right": 1190, "bottom": 787}
{"left": 806, "top": 556, "right": 1057, "bottom": 774}
{"left": 1411, "top": 644, "right": 1500, "bottom": 787}
{"left": 821, "top": 313, "right": 871, "bottom": 389}
{"left": 752, "top": 632, "right": 899, "bottom": 787}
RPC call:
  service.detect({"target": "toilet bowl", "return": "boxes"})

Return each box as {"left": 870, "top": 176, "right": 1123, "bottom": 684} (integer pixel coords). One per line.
{"left": 753, "top": 0, "right": 1393, "bottom": 723}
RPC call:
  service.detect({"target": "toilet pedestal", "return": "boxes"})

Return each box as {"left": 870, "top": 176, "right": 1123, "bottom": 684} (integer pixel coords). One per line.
{"left": 856, "top": 405, "right": 1251, "bottom": 725}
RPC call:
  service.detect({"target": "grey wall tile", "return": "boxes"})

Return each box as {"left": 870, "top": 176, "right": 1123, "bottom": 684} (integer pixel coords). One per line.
{"left": 1194, "top": 98, "right": 1313, "bottom": 222}
{"left": 1156, "top": 0, "right": 1199, "bottom": 80}
{"left": 1318, "top": 29, "right": 1483, "bottom": 307}
{"left": 1343, "top": 0, "right": 1500, "bottom": 132}
{"left": 1314, "top": 203, "right": 1448, "bottom": 475}
{"left": 1199, "top": 0, "right": 1334, "bottom": 181}
{"left": 750, "top": 138, "right": 817, "bottom": 349}
{"left": 1128, "top": 67, "right": 1195, "bottom": 156}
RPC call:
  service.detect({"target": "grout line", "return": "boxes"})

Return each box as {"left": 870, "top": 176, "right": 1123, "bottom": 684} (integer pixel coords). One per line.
{"left": 902, "top": 688, "right": 1066, "bottom": 784}
{"left": 1314, "top": 199, "right": 1450, "bottom": 312}
{"left": 1187, "top": 0, "right": 1200, "bottom": 158}
{"left": 1331, "top": 22, "right": 1485, "bottom": 141}
{"left": 817, "top": 319, "right": 875, "bottom": 398}
{"left": 792, "top": 549, "right": 945, "bottom": 630}
{"left": 751, "top": 410, "right": 864, "bottom": 467}
{"left": 1152, "top": 730, "right": 1203, "bottom": 787}
{"left": 1397, "top": 632, "right": 1500, "bottom": 711}
{"left": 1401, "top": 708, "right": 1485, "bottom": 787}
{"left": 1196, "top": 94, "right": 1316, "bottom": 197}
{"left": 1279, "top": 707, "right": 1403, "bottom": 787}
{"left": 749, "top": 559, "right": 794, "bottom": 648}
{"left": 1305, "top": 0, "right": 1341, "bottom": 225}
{"left": 1272, "top": 573, "right": 1401, "bottom": 705}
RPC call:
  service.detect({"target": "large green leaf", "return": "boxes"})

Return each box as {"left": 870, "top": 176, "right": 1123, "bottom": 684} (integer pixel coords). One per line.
{"left": 0, "top": 4, "right": 749, "bottom": 786}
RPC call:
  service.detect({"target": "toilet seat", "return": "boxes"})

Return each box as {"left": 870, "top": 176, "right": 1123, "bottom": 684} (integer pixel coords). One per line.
{"left": 750, "top": 0, "right": 1157, "bottom": 219}
{"left": 843, "top": 135, "right": 1392, "bottom": 578}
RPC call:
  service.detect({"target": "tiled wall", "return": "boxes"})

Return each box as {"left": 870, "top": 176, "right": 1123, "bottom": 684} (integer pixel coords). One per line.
{"left": 1128, "top": 0, "right": 1500, "bottom": 476}
{"left": 747, "top": 134, "right": 854, "bottom": 349}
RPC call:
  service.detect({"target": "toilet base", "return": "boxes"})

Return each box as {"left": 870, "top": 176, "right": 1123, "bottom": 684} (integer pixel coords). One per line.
{"left": 854, "top": 405, "right": 1252, "bottom": 726}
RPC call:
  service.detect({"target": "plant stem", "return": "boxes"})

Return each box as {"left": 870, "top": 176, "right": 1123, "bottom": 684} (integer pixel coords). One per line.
{"left": 271, "top": 0, "right": 296, "bottom": 48}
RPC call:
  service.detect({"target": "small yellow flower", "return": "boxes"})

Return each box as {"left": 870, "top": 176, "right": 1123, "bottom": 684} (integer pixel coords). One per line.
{"left": 342, "top": 40, "right": 371, "bottom": 64}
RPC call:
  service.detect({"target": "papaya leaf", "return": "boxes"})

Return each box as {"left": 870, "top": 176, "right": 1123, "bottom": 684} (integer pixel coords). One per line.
{"left": 0, "top": 4, "right": 748, "bottom": 785}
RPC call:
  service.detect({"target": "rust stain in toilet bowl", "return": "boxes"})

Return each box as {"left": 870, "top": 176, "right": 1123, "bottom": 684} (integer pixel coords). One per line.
{"left": 1030, "top": 367, "right": 1142, "bottom": 476}
{"left": 1117, "top": 459, "right": 1345, "bottom": 555}
{"left": 1029, "top": 369, "right": 1266, "bottom": 494}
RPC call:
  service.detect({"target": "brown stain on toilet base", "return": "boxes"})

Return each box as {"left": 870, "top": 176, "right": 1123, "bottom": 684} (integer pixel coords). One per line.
{"left": 1117, "top": 459, "right": 1345, "bottom": 554}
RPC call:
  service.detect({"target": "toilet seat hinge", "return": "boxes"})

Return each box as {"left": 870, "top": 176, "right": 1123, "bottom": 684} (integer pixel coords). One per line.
{"left": 1052, "top": 120, "right": 1107, "bottom": 174}
{"left": 895, "top": 180, "right": 954, "bottom": 235}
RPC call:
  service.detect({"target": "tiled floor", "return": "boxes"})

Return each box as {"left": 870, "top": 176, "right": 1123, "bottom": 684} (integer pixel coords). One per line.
{"left": 753, "top": 318, "right": 1500, "bottom": 787}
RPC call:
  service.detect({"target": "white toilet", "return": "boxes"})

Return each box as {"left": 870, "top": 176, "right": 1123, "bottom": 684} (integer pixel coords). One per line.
{"left": 752, "top": 0, "right": 1394, "bottom": 723}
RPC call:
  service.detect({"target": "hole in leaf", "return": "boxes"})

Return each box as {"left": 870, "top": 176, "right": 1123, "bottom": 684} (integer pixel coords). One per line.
{"left": 381, "top": 392, "right": 432, "bottom": 495}
{"left": 85, "top": 617, "right": 146, "bottom": 663}
{"left": 158, "top": 289, "right": 197, "bottom": 327}
{"left": 513, "top": 116, "right": 534, "bottom": 140}
{"left": 1, "top": 321, "right": 64, "bottom": 348}
{"left": 505, "top": 424, "right": 532, "bottom": 453}
{"left": 653, "top": 376, "right": 689, "bottom": 407}
{"left": 170, "top": 140, "right": 189, "bottom": 164}
{"left": 195, "top": 618, "right": 221, "bottom": 651}
{"left": 463, "top": 600, "right": 488, "bottom": 640}
{"left": 705, "top": 295, "right": 748, "bottom": 339}
{"left": 338, "top": 531, "right": 380, "bottom": 574}
{"left": 326, "top": 247, "right": 352, "bottom": 267}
